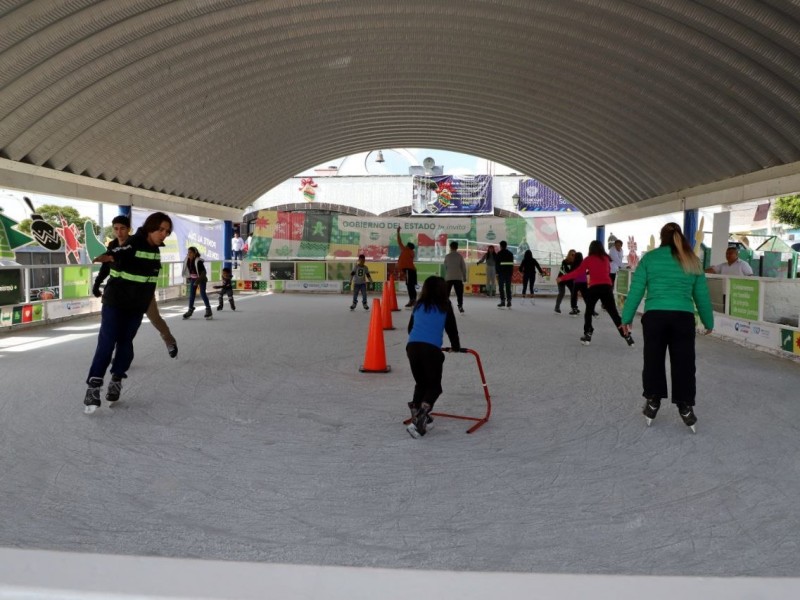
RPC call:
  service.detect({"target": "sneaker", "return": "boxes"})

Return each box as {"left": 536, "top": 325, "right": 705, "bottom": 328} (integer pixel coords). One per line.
{"left": 350, "top": 302, "right": 357, "bottom": 311}
{"left": 106, "top": 376, "right": 123, "bottom": 403}
{"left": 677, "top": 403, "right": 697, "bottom": 432}
{"left": 624, "top": 334, "right": 635, "bottom": 347}
{"left": 83, "top": 377, "right": 103, "bottom": 414}
{"left": 204, "top": 308, "right": 213, "bottom": 320}
{"left": 580, "top": 331, "right": 593, "bottom": 345}
{"left": 183, "top": 308, "right": 194, "bottom": 319}
{"left": 167, "top": 342, "right": 178, "bottom": 359}
{"left": 458, "top": 305, "right": 464, "bottom": 313}
{"left": 643, "top": 398, "right": 661, "bottom": 426}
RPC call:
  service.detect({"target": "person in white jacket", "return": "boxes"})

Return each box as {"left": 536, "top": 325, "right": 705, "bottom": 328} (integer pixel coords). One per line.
{"left": 444, "top": 240, "right": 468, "bottom": 313}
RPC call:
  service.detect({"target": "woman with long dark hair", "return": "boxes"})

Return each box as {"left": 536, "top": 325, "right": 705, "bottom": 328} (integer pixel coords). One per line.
{"left": 558, "top": 240, "right": 633, "bottom": 346}
{"left": 620, "top": 222, "right": 713, "bottom": 432}
{"left": 405, "top": 276, "right": 461, "bottom": 438}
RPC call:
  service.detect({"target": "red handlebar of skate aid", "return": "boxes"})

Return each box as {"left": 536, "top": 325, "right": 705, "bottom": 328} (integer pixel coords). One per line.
{"left": 442, "top": 347, "right": 468, "bottom": 353}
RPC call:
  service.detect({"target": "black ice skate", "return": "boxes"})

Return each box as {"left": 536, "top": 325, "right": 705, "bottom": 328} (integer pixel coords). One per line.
{"left": 458, "top": 305, "right": 464, "bottom": 313}
{"left": 83, "top": 377, "right": 103, "bottom": 414}
{"left": 106, "top": 376, "right": 123, "bottom": 404}
{"left": 624, "top": 334, "right": 635, "bottom": 347}
{"left": 183, "top": 308, "right": 194, "bottom": 319}
{"left": 407, "top": 401, "right": 433, "bottom": 432}
{"left": 643, "top": 398, "right": 661, "bottom": 426}
{"left": 350, "top": 302, "right": 357, "bottom": 311}
{"left": 230, "top": 299, "right": 236, "bottom": 311}
{"left": 677, "top": 403, "right": 697, "bottom": 433}
{"left": 363, "top": 303, "right": 369, "bottom": 310}
{"left": 580, "top": 331, "right": 593, "bottom": 346}
{"left": 217, "top": 302, "right": 223, "bottom": 311}
{"left": 497, "top": 301, "right": 506, "bottom": 308}
{"left": 407, "top": 402, "right": 432, "bottom": 438}
{"left": 204, "top": 307, "right": 213, "bottom": 320}
{"left": 167, "top": 342, "right": 178, "bottom": 359}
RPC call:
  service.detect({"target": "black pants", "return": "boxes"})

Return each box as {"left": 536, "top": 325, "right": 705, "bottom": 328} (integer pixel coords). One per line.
{"left": 555, "top": 280, "right": 574, "bottom": 310}
{"left": 404, "top": 268, "right": 418, "bottom": 303}
{"left": 497, "top": 272, "right": 512, "bottom": 303}
{"left": 584, "top": 284, "right": 623, "bottom": 335}
{"left": 406, "top": 342, "right": 445, "bottom": 410}
{"left": 641, "top": 310, "right": 696, "bottom": 406}
{"left": 446, "top": 280, "right": 464, "bottom": 307}
{"left": 218, "top": 288, "right": 235, "bottom": 307}
{"left": 522, "top": 273, "right": 536, "bottom": 295}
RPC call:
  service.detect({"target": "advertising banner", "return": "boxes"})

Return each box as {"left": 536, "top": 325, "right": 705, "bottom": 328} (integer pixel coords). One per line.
{"left": 412, "top": 175, "right": 492, "bottom": 216}
{"left": 45, "top": 297, "right": 100, "bottom": 320}
{"left": 132, "top": 208, "right": 223, "bottom": 262}
{"left": 728, "top": 278, "right": 760, "bottom": 320}
{"left": 296, "top": 262, "right": 326, "bottom": 280}
{"left": 517, "top": 178, "right": 578, "bottom": 212}
{"left": 284, "top": 281, "right": 342, "bottom": 293}
{"left": 62, "top": 266, "right": 92, "bottom": 299}
{"left": 0, "top": 269, "right": 23, "bottom": 305}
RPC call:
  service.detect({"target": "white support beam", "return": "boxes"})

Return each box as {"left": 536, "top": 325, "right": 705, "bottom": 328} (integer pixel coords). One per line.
{"left": 585, "top": 161, "right": 800, "bottom": 226}
{"left": 0, "top": 158, "right": 242, "bottom": 221}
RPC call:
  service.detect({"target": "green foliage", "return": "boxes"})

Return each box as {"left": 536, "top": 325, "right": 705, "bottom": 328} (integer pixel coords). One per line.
{"left": 773, "top": 194, "right": 800, "bottom": 229}
{"left": 16, "top": 204, "right": 98, "bottom": 244}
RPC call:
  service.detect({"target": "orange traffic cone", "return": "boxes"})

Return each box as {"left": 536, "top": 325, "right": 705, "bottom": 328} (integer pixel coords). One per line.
{"left": 388, "top": 273, "right": 400, "bottom": 312}
{"left": 381, "top": 284, "right": 395, "bottom": 330}
{"left": 360, "top": 298, "right": 391, "bottom": 373}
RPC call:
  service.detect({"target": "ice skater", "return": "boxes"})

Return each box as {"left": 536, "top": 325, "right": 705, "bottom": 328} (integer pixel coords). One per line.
{"left": 214, "top": 267, "right": 236, "bottom": 311}
{"left": 83, "top": 212, "right": 173, "bottom": 413}
{"left": 554, "top": 249, "right": 576, "bottom": 314}
{"left": 518, "top": 249, "right": 544, "bottom": 303}
{"left": 349, "top": 254, "right": 372, "bottom": 310}
{"left": 558, "top": 240, "right": 633, "bottom": 347}
{"left": 183, "top": 247, "right": 213, "bottom": 320}
{"left": 405, "top": 276, "right": 461, "bottom": 438}
{"left": 444, "top": 240, "right": 467, "bottom": 313}
{"left": 92, "top": 214, "right": 178, "bottom": 359}
{"left": 620, "top": 222, "right": 714, "bottom": 432}
{"left": 477, "top": 245, "right": 497, "bottom": 296}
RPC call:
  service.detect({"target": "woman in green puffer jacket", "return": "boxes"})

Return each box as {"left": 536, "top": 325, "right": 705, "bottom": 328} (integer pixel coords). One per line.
{"left": 620, "top": 222, "right": 714, "bottom": 432}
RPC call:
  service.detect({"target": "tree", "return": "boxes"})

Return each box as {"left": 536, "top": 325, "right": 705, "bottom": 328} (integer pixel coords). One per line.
{"left": 17, "top": 204, "right": 98, "bottom": 244}
{"left": 773, "top": 194, "right": 800, "bottom": 229}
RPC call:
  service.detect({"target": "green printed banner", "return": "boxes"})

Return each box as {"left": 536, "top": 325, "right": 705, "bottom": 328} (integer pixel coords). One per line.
{"left": 62, "top": 266, "right": 92, "bottom": 299}
{"left": 416, "top": 263, "right": 443, "bottom": 282}
{"left": 296, "top": 262, "right": 326, "bottom": 280}
{"left": 728, "top": 278, "right": 760, "bottom": 320}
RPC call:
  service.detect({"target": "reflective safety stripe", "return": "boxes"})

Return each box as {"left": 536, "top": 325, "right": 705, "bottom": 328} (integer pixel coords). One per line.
{"left": 109, "top": 269, "right": 159, "bottom": 283}
{"left": 135, "top": 250, "right": 161, "bottom": 260}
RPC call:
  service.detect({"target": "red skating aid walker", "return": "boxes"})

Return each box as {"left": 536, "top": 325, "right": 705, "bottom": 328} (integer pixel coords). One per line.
{"left": 405, "top": 347, "right": 492, "bottom": 434}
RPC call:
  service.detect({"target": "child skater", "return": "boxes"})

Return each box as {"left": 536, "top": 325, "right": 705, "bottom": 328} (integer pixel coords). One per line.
{"left": 405, "top": 276, "right": 461, "bottom": 438}
{"left": 349, "top": 254, "right": 372, "bottom": 311}
{"left": 558, "top": 240, "right": 634, "bottom": 347}
{"left": 214, "top": 267, "right": 236, "bottom": 311}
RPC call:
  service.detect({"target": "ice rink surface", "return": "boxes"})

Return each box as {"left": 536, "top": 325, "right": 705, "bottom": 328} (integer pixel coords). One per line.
{"left": 2, "top": 290, "right": 800, "bottom": 584}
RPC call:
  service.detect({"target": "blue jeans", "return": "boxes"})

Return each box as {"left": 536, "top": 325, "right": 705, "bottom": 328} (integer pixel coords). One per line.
{"left": 352, "top": 283, "right": 367, "bottom": 305}
{"left": 188, "top": 278, "right": 211, "bottom": 310}
{"left": 87, "top": 304, "right": 144, "bottom": 382}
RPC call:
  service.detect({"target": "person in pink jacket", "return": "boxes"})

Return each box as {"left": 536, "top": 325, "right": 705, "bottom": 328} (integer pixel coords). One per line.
{"left": 558, "top": 240, "right": 634, "bottom": 347}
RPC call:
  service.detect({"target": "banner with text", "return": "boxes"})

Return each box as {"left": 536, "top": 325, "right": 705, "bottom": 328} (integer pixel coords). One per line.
{"left": 411, "top": 175, "right": 493, "bottom": 216}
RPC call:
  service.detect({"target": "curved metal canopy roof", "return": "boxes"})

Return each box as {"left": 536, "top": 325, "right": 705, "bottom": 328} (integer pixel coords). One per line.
{"left": 2, "top": 1, "right": 800, "bottom": 218}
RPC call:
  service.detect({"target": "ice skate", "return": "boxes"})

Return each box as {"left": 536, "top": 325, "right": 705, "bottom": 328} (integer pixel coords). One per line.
{"left": 407, "top": 402, "right": 432, "bottom": 438}
{"left": 362, "top": 303, "right": 369, "bottom": 311}
{"left": 404, "top": 301, "right": 415, "bottom": 308}
{"left": 167, "top": 342, "right": 178, "bottom": 359}
{"left": 230, "top": 299, "right": 236, "bottom": 310}
{"left": 217, "top": 302, "right": 223, "bottom": 311}
{"left": 554, "top": 307, "right": 561, "bottom": 314}
{"left": 497, "top": 301, "right": 506, "bottom": 308}
{"left": 580, "top": 331, "right": 593, "bottom": 345}
{"left": 458, "top": 305, "right": 464, "bottom": 313}
{"left": 643, "top": 398, "right": 661, "bottom": 426}
{"left": 83, "top": 377, "right": 102, "bottom": 414}
{"left": 624, "top": 334, "right": 635, "bottom": 347}
{"left": 204, "top": 307, "right": 213, "bottom": 320}
{"left": 350, "top": 302, "right": 357, "bottom": 311}
{"left": 569, "top": 308, "right": 579, "bottom": 317}
{"left": 182, "top": 307, "right": 194, "bottom": 319}
{"left": 677, "top": 403, "right": 697, "bottom": 433}
{"left": 106, "top": 376, "right": 123, "bottom": 404}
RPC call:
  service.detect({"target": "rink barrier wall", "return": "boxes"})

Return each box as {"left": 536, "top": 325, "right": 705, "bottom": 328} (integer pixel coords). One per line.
{"left": 1, "top": 547, "right": 799, "bottom": 600}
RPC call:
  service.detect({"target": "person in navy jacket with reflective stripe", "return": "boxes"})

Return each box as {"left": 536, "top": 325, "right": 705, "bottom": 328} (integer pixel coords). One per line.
{"left": 83, "top": 212, "right": 173, "bottom": 414}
